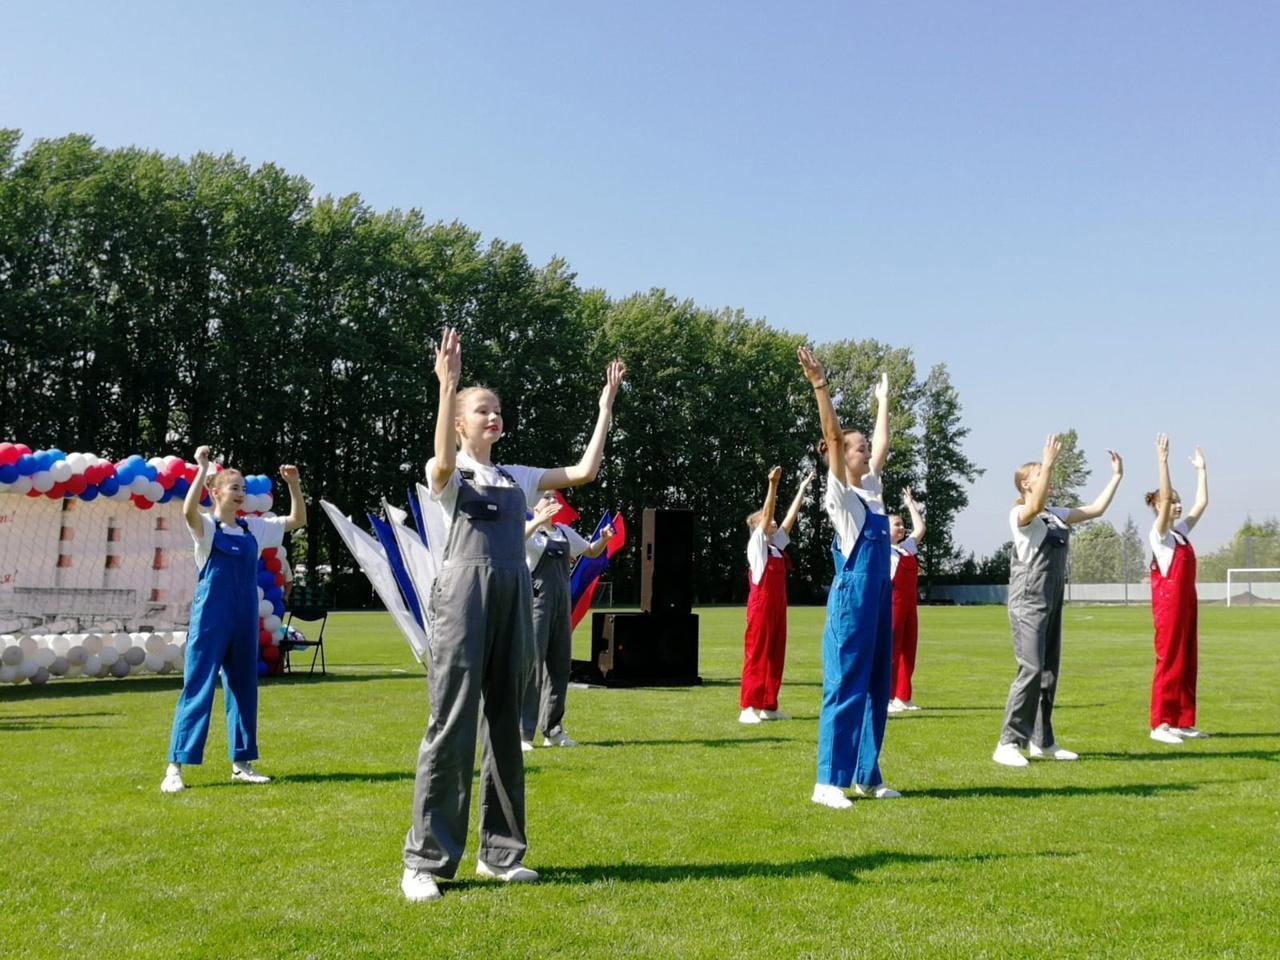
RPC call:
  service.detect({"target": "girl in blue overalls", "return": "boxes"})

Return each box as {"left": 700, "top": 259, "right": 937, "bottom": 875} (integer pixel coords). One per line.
{"left": 400, "top": 327, "right": 625, "bottom": 903}
{"left": 160, "top": 446, "right": 307, "bottom": 793}
{"left": 797, "top": 347, "right": 900, "bottom": 809}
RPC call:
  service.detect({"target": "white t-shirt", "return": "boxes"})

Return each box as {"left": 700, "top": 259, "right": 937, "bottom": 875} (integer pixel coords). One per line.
{"left": 526, "top": 522, "right": 591, "bottom": 572}
{"left": 1009, "top": 505, "right": 1071, "bottom": 564}
{"left": 279, "top": 555, "right": 293, "bottom": 583}
{"left": 190, "top": 513, "right": 287, "bottom": 572}
{"left": 423, "top": 453, "right": 544, "bottom": 556}
{"left": 824, "top": 468, "right": 886, "bottom": 561}
{"left": 890, "top": 535, "right": 918, "bottom": 580}
{"left": 746, "top": 528, "right": 791, "bottom": 585}
{"left": 1150, "top": 519, "right": 1191, "bottom": 577}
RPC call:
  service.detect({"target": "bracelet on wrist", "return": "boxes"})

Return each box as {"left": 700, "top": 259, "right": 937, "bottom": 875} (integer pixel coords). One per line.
{"left": 812, "top": 380, "right": 828, "bottom": 390}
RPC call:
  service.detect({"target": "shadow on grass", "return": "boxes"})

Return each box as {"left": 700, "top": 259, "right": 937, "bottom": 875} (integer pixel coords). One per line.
{"left": 270, "top": 771, "right": 415, "bottom": 785}
{"left": 1201, "top": 731, "right": 1280, "bottom": 740}
{"left": 911, "top": 781, "right": 1198, "bottom": 800}
{"left": 1085, "top": 749, "right": 1280, "bottom": 763}
{"left": 587, "top": 736, "right": 794, "bottom": 748}
{"left": 698, "top": 678, "right": 823, "bottom": 689}
{"left": 535, "top": 849, "right": 1054, "bottom": 886}
{"left": 0, "top": 709, "right": 121, "bottom": 731}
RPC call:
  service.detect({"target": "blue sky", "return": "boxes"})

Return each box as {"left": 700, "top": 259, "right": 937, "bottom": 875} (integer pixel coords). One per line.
{"left": 4, "top": 1, "right": 1277, "bottom": 556}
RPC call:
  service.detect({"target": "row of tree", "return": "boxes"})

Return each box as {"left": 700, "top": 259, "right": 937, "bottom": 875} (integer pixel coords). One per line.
{"left": 0, "top": 131, "right": 988, "bottom": 603}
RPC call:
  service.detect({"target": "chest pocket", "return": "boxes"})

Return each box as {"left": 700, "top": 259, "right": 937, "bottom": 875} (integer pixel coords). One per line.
{"left": 1044, "top": 524, "right": 1068, "bottom": 549}
{"left": 458, "top": 498, "right": 501, "bottom": 521}
{"left": 545, "top": 540, "right": 568, "bottom": 558}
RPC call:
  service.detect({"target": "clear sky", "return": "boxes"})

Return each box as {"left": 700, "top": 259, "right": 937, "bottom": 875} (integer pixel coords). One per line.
{"left": 4, "top": 1, "right": 1277, "bottom": 556}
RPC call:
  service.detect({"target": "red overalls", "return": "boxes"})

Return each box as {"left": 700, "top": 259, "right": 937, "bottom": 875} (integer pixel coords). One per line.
{"left": 740, "top": 548, "right": 789, "bottom": 711}
{"left": 890, "top": 546, "right": 920, "bottom": 702}
{"left": 1150, "top": 529, "right": 1198, "bottom": 729}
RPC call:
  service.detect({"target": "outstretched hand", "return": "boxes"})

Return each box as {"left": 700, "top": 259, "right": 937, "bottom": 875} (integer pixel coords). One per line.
{"left": 1108, "top": 450, "right": 1124, "bottom": 477}
{"left": 598, "top": 523, "right": 616, "bottom": 545}
{"left": 1042, "top": 434, "right": 1061, "bottom": 467}
{"left": 1189, "top": 446, "right": 1206, "bottom": 470}
{"left": 1155, "top": 433, "right": 1169, "bottom": 462}
{"left": 279, "top": 464, "right": 301, "bottom": 485}
{"left": 435, "top": 327, "right": 461, "bottom": 390}
{"left": 532, "top": 497, "right": 560, "bottom": 527}
{"left": 903, "top": 485, "right": 918, "bottom": 509}
{"left": 796, "top": 346, "right": 826, "bottom": 386}
{"left": 599, "top": 359, "right": 627, "bottom": 411}
{"left": 194, "top": 446, "right": 211, "bottom": 467}
{"left": 768, "top": 465, "right": 783, "bottom": 485}
{"left": 873, "top": 372, "right": 889, "bottom": 404}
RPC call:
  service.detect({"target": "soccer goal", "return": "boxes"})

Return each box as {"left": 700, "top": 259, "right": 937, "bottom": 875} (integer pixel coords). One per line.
{"left": 1225, "top": 568, "right": 1280, "bottom": 607}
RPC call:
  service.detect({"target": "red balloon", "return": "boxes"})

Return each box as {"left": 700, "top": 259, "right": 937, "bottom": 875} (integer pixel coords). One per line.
{"left": 131, "top": 493, "right": 154, "bottom": 511}
{"left": 264, "top": 557, "right": 281, "bottom": 573}
{"left": 157, "top": 471, "right": 177, "bottom": 490}
{"left": 0, "top": 443, "right": 16, "bottom": 466}
{"left": 15, "top": 444, "right": 31, "bottom": 456}
{"left": 259, "top": 629, "right": 272, "bottom": 645}
{"left": 261, "top": 547, "right": 277, "bottom": 559}
{"left": 66, "top": 474, "right": 88, "bottom": 495}
{"left": 47, "top": 482, "right": 66, "bottom": 499}
{"left": 26, "top": 488, "right": 40, "bottom": 498}
{"left": 262, "top": 645, "right": 280, "bottom": 663}
{"left": 273, "top": 573, "right": 285, "bottom": 588}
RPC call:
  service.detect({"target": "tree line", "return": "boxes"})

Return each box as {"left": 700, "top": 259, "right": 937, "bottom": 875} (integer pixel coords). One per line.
{"left": 0, "top": 131, "right": 983, "bottom": 605}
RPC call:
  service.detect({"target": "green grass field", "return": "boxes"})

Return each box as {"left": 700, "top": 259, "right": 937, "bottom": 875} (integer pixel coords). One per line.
{"left": 1, "top": 605, "right": 1276, "bottom": 959}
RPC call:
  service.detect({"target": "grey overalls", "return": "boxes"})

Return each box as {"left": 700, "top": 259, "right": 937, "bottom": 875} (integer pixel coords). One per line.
{"left": 403, "top": 466, "right": 534, "bottom": 877}
{"left": 999, "top": 511, "right": 1069, "bottom": 748}
{"left": 521, "top": 527, "right": 573, "bottom": 741}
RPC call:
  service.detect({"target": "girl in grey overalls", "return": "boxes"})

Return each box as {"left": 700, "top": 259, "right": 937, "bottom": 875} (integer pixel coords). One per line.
{"left": 400, "top": 328, "right": 626, "bottom": 902}
{"left": 993, "top": 435, "right": 1124, "bottom": 768}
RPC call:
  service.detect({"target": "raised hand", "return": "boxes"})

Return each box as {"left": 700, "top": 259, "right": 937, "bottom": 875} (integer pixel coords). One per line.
{"left": 600, "top": 358, "right": 627, "bottom": 411}
{"left": 194, "top": 446, "right": 210, "bottom": 467}
{"left": 768, "top": 465, "right": 783, "bottom": 485}
{"left": 532, "top": 497, "right": 560, "bottom": 526}
{"left": 279, "top": 464, "right": 301, "bottom": 485}
{"left": 873, "top": 372, "right": 889, "bottom": 404}
{"left": 598, "top": 523, "right": 616, "bottom": 544}
{"left": 796, "top": 346, "right": 826, "bottom": 386}
{"left": 1042, "top": 434, "right": 1061, "bottom": 467}
{"left": 1108, "top": 450, "right": 1124, "bottom": 476}
{"left": 903, "top": 485, "right": 917, "bottom": 508}
{"left": 435, "top": 327, "right": 461, "bottom": 390}
{"left": 1156, "top": 433, "right": 1169, "bottom": 462}
{"left": 801, "top": 469, "right": 816, "bottom": 488}
{"left": 1189, "top": 446, "right": 1206, "bottom": 470}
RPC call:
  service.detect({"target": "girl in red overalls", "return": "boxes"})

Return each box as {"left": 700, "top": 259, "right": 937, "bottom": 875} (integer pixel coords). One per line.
{"left": 739, "top": 466, "right": 814, "bottom": 724}
{"left": 888, "top": 487, "right": 925, "bottom": 714}
{"left": 1146, "top": 434, "right": 1209, "bottom": 745}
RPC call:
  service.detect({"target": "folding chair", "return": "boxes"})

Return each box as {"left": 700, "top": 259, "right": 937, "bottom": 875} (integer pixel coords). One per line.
{"left": 283, "top": 582, "right": 329, "bottom": 675}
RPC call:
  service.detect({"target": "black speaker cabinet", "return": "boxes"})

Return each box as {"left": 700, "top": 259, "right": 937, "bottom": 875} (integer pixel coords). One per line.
{"left": 640, "top": 508, "right": 695, "bottom": 614}
{"left": 591, "top": 611, "right": 700, "bottom": 686}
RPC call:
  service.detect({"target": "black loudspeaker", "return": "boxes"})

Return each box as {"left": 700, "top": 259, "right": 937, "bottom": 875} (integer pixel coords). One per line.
{"left": 590, "top": 611, "right": 700, "bottom": 686}
{"left": 640, "top": 508, "right": 694, "bottom": 614}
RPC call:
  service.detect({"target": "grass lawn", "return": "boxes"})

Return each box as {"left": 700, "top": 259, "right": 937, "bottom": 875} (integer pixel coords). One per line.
{"left": 1, "top": 604, "right": 1276, "bottom": 959}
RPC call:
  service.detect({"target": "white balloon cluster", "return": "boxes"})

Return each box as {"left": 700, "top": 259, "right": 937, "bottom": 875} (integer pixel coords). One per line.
{"left": 0, "top": 631, "right": 188, "bottom": 684}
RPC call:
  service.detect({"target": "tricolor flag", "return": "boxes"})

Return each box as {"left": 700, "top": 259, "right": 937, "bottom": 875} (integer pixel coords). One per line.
{"left": 569, "top": 511, "right": 626, "bottom": 629}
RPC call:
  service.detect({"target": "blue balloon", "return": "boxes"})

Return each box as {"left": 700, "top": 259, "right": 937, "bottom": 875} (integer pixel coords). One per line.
{"left": 173, "top": 477, "right": 189, "bottom": 497}
{"left": 33, "top": 451, "right": 51, "bottom": 471}
{"left": 142, "top": 464, "right": 158, "bottom": 482}
{"left": 47, "top": 448, "right": 66, "bottom": 462}
{"left": 99, "top": 476, "right": 120, "bottom": 496}
{"left": 265, "top": 586, "right": 284, "bottom": 603}
{"left": 0, "top": 464, "right": 17, "bottom": 484}
{"left": 256, "top": 660, "right": 269, "bottom": 677}
{"left": 272, "top": 600, "right": 286, "bottom": 617}
{"left": 257, "top": 570, "right": 276, "bottom": 590}
{"left": 16, "top": 455, "right": 37, "bottom": 476}
{"left": 78, "top": 487, "right": 99, "bottom": 502}
{"left": 159, "top": 488, "right": 174, "bottom": 503}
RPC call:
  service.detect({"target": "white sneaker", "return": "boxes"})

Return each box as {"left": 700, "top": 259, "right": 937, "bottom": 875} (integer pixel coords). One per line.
{"left": 738, "top": 707, "right": 763, "bottom": 725}
{"left": 1150, "top": 724, "right": 1184, "bottom": 745}
{"left": 811, "top": 783, "right": 853, "bottom": 809}
{"left": 757, "top": 709, "right": 791, "bottom": 721}
{"left": 992, "top": 742, "right": 1029, "bottom": 767}
{"left": 1171, "top": 726, "right": 1209, "bottom": 739}
{"left": 854, "top": 783, "right": 902, "bottom": 799}
{"left": 160, "top": 764, "right": 185, "bottom": 794}
{"left": 542, "top": 731, "right": 578, "bottom": 747}
{"left": 231, "top": 761, "right": 270, "bottom": 784}
{"left": 401, "top": 867, "right": 442, "bottom": 902}
{"left": 476, "top": 860, "right": 539, "bottom": 883}
{"left": 887, "top": 699, "right": 906, "bottom": 714}
{"left": 1028, "top": 743, "right": 1078, "bottom": 761}
{"left": 902, "top": 700, "right": 921, "bottom": 711}
{"left": 520, "top": 740, "right": 534, "bottom": 753}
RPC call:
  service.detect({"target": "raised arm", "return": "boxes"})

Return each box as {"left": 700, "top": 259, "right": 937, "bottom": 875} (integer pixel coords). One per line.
{"left": 870, "top": 372, "right": 890, "bottom": 476}
{"left": 1016, "top": 435, "right": 1061, "bottom": 526}
{"left": 780, "top": 470, "right": 815, "bottom": 535}
{"left": 1153, "top": 434, "right": 1175, "bottom": 537}
{"left": 1067, "top": 450, "right": 1123, "bottom": 524}
{"left": 540, "top": 359, "right": 626, "bottom": 490}
{"left": 1185, "top": 446, "right": 1208, "bottom": 529}
{"left": 279, "top": 465, "right": 307, "bottom": 532}
{"left": 760, "top": 465, "right": 782, "bottom": 529}
{"left": 583, "top": 523, "right": 615, "bottom": 558}
{"left": 798, "top": 346, "right": 846, "bottom": 486}
{"left": 429, "top": 327, "right": 462, "bottom": 494}
{"left": 184, "top": 445, "right": 211, "bottom": 537}
{"left": 903, "top": 486, "right": 925, "bottom": 543}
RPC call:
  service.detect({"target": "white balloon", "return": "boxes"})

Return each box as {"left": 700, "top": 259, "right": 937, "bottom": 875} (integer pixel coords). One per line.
{"left": 30, "top": 666, "right": 50, "bottom": 684}
{"left": 1, "top": 646, "right": 21, "bottom": 666}
{"left": 34, "top": 647, "right": 55, "bottom": 668}
{"left": 0, "top": 664, "right": 16, "bottom": 683}
{"left": 50, "top": 635, "right": 70, "bottom": 655}
{"left": 263, "top": 615, "right": 281, "bottom": 634}
{"left": 10, "top": 475, "right": 33, "bottom": 495}
{"left": 258, "top": 600, "right": 273, "bottom": 618}
{"left": 124, "top": 646, "right": 145, "bottom": 666}
{"left": 112, "top": 632, "right": 133, "bottom": 653}
{"left": 50, "top": 460, "right": 73, "bottom": 483}
{"left": 110, "top": 659, "right": 130, "bottom": 678}
{"left": 66, "top": 452, "right": 87, "bottom": 472}
{"left": 83, "top": 634, "right": 104, "bottom": 654}
{"left": 83, "top": 655, "right": 102, "bottom": 676}
{"left": 163, "top": 643, "right": 182, "bottom": 663}
{"left": 131, "top": 475, "right": 150, "bottom": 494}
{"left": 18, "top": 658, "right": 38, "bottom": 678}
{"left": 143, "top": 653, "right": 165, "bottom": 673}
{"left": 98, "top": 646, "right": 119, "bottom": 667}
{"left": 31, "top": 470, "right": 54, "bottom": 492}
{"left": 49, "top": 656, "right": 69, "bottom": 676}
{"left": 144, "top": 634, "right": 167, "bottom": 655}
{"left": 158, "top": 661, "right": 175, "bottom": 674}
{"left": 257, "top": 587, "right": 266, "bottom": 601}
{"left": 65, "top": 645, "right": 87, "bottom": 665}
{"left": 19, "top": 636, "right": 37, "bottom": 656}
